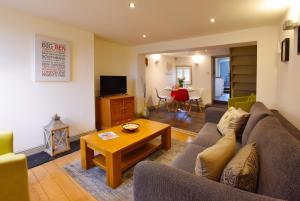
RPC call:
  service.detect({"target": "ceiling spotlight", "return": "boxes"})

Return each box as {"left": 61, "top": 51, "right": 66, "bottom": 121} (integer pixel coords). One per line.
{"left": 210, "top": 18, "right": 216, "bottom": 23}
{"left": 142, "top": 34, "right": 147, "bottom": 38}
{"left": 129, "top": 2, "right": 135, "bottom": 8}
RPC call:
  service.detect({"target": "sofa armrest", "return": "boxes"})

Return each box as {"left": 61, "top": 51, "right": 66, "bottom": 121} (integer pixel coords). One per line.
{"left": 204, "top": 107, "right": 227, "bottom": 123}
{"left": 134, "top": 161, "right": 283, "bottom": 201}
{"left": 0, "top": 154, "right": 30, "bottom": 201}
{"left": 0, "top": 131, "right": 13, "bottom": 155}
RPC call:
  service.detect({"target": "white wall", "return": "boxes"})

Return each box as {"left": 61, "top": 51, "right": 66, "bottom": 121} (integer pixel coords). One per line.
{"left": 276, "top": 5, "right": 300, "bottom": 129}
{"left": 0, "top": 7, "right": 95, "bottom": 152}
{"left": 94, "top": 37, "right": 135, "bottom": 97}
{"left": 145, "top": 55, "right": 176, "bottom": 106}
{"left": 175, "top": 50, "right": 229, "bottom": 104}
{"left": 134, "top": 26, "right": 279, "bottom": 112}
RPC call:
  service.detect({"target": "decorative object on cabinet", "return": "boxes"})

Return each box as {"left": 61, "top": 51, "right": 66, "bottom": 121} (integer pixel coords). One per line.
{"left": 44, "top": 114, "right": 70, "bottom": 156}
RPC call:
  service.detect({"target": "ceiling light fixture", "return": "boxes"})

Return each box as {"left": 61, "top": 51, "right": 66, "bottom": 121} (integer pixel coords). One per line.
{"left": 210, "top": 18, "right": 216, "bottom": 23}
{"left": 142, "top": 34, "right": 147, "bottom": 38}
{"left": 129, "top": 2, "right": 136, "bottom": 8}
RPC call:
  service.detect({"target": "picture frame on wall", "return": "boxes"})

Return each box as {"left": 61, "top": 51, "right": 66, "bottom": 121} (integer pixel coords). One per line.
{"left": 298, "top": 26, "right": 300, "bottom": 55}
{"left": 281, "top": 38, "right": 290, "bottom": 62}
{"left": 34, "top": 35, "right": 71, "bottom": 81}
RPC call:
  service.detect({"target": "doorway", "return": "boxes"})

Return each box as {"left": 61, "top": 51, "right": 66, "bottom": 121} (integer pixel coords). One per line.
{"left": 212, "top": 56, "right": 230, "bottom": 103}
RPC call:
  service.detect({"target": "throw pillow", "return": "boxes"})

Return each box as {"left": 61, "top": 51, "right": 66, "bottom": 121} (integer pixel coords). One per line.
{"left": 195, "top": 131, "right": 236, "bottom": 181}
{"left": 217, "top": 107, "right": 250, "bottom": 136}
{"left": 220, "top": 143, "right": 259, "bottom": 192}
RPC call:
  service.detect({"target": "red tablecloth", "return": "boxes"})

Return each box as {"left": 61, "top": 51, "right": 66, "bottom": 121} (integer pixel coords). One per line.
{"left": 171, "top": 88, "right": 189, "bottom": 102}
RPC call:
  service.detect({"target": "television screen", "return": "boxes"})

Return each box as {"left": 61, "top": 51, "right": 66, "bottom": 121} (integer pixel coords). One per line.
{"left": 100, "top": 76, "right": 127, "bottom": 96}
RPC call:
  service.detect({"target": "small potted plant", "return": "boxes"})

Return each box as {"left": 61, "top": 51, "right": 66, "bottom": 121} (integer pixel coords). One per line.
{"left": 178, "top": 77, "right": 185, "bottom": 88}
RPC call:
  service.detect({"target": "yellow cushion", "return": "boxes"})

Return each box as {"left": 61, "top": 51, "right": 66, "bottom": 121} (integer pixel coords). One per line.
{"left": 220, "top": 143, "right": 259, "bottom": 192}
{"left": 195, "top": 131, "right": 236, "bottom": 181}
{"left": 217, "top": 107, "right": 250, "bottom": 136}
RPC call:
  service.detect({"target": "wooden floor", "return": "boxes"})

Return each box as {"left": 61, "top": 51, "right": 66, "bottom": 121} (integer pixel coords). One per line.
{"left": 28, "top": 129, "right": 195, "bottom": 201}
{"left": 149, "top": 107, "right": 205, "bottom": 133}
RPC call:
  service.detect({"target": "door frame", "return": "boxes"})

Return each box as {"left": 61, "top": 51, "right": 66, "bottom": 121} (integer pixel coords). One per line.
{"left": 211, "top": 55, "right": 230, "bottom": 103}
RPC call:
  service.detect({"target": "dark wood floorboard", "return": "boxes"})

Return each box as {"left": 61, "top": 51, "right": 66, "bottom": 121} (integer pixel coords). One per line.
{"left": 148, "top": 107, "right": 205, "bottom": 133}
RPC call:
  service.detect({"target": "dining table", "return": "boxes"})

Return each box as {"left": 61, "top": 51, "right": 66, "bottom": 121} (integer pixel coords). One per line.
{"left": 163, "top": 87, "right": 195, "bottom": 112}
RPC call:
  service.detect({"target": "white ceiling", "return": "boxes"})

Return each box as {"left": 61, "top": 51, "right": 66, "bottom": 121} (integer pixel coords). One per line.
{"left": 0, "top": 0, "right": 289, "bottom": 45}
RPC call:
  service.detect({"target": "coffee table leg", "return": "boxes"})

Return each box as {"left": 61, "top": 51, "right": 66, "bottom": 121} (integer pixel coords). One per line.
{"left": 80, "top": 138, "right": 94, "bottom": 170}
{"left": 106, "top": 151, "right": 122, "bottom": 188}
{"left": 161, "top": 126, "right": 171, "bottom": 150}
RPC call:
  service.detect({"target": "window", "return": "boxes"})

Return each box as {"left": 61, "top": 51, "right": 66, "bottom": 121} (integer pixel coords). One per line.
{"left": 176, "top": 66, "right": 192, "bottom": 85}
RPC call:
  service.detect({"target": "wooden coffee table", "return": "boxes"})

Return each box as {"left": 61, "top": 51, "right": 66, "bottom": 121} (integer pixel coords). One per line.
{"left": 80, "top": 119, "right": 171, "bottom": 188}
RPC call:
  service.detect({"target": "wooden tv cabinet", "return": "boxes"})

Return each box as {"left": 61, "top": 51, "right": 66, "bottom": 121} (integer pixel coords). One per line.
{"left": 96, "top": 95, "right": 135, "bottom": 130}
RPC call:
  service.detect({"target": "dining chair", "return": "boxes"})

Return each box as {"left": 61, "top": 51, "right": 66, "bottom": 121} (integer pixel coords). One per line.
{"left": 174, "top": 88, "right": 190, "bottom": 112}
{"left": 155, "top": 88, "right": 169, "bottom": 110}
{"left": 189, "top": 88, "right": 204, "bottom": 112}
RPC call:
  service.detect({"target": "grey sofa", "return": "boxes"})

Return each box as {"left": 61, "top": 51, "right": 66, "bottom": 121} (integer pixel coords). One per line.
{"left": 133, "top": 102, "right": 300, "bottom": 201}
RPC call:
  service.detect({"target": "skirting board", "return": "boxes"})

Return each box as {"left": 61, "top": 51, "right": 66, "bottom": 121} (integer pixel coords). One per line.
{"left": 18, "top": 129, "right": 97, "bottom": 156}
{"left": 172, "top": 127, "right": 198, "bottom": 136}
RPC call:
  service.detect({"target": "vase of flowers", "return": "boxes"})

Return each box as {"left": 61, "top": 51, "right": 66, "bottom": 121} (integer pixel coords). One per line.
{"left": 178, "top": 77, "right": 185, "bottom": 88}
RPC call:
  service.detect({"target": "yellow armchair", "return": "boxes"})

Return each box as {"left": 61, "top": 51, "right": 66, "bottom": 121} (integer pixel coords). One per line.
{"left": 0, "top": 131, "right": 30, "bottom": 201}
{"left": 228, "top": 94, "right": 256, "bottom": 112}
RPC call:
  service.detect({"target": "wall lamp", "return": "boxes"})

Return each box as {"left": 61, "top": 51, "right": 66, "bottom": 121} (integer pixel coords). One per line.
{"left": 151, "top": 54, "right": 161, "bottom": 64}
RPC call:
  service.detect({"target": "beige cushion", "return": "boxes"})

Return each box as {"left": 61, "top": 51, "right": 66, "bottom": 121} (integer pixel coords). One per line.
{"left": 195, "top": 131, "right": 236, "bottom": 181}
{"left": 217, "top": 107, "right": 250, "bottom": 136}
{"left": 220, "top": 143, "right": 258, "bottom": 192}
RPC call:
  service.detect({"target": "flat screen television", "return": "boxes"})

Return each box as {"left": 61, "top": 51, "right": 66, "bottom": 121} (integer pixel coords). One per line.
{"left": 100, "top": 76, "right": 127, "bottom": 96}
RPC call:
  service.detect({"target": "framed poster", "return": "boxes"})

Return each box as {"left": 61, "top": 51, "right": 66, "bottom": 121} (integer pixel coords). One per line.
{"left": 281, "top": 38, "right": 290, "bottom": 62}
{"left": 34, "top": 35, "right": 71, "bottom": 81}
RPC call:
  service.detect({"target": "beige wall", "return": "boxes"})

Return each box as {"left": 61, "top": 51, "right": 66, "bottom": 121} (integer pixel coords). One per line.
{"left": 94, "top": 36, "right": 135, "bottom": 97}
{"left": 134, "top": 26, "right": 279, "bottom": 112}
{"left": 276, "top": 5, "right": 300, "bottom": 129}
{"left": 0, "top": 7, "right": 95, "bottom": 152}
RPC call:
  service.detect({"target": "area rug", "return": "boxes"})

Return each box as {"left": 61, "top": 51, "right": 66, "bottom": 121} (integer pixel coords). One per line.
{"left": 64, "top": 139, "right": 187, "bottom": 201}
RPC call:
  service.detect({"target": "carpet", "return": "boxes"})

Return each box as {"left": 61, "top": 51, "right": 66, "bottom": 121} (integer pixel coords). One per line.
{"left": 64, "top": 139, "right": 187, "bottom": 201}
{"left": 27, "top": 140, "right": 80, "bottom": 169}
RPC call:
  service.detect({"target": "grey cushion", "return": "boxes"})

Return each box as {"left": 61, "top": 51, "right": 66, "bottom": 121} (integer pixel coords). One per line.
{"left": 193, "top": 122, "right": 242, "bottom": 151}
{"left": 247, "top": 116, "right": 300, "bottom": 200}
{"left": 171, "top": 143, "right": 206, "bottom": 173}
{"left": 242, "top": 102, "right": 273, "bottom": 145}
{"left": 272, "top": 109, "right": 300, "bottom": 141}
{"left": 204, "top": 107, "right": 227, "bottom": 124}
{"left": 192, "top": 122, "right": 222, "bottom": 147}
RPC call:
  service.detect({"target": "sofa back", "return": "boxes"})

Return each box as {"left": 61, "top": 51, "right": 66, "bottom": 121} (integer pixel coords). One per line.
{"left": 242, "top": 102, "right": 273, "bottom": 145}
{"left": 246, "top": 116, "right": 300, "bottom": 200}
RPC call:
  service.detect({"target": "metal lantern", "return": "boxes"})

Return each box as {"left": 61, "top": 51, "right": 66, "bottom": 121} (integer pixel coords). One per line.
{"left": 44, "top": 114, "right": 70, "bottom": 156}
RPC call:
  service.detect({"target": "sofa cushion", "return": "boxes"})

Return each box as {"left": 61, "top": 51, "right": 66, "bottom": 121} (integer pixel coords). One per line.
{"left": 247, "top": 116, "right": 300, "bottom": 200}
{"left": 193, "top": 122, "right": 242, "bottom": 150}
{"left": 220, "top": 143, "right": 258, "bottom": 192}
{"left": 195, "top": 131, "right": 236, "bottom": 181}
{"left": 217, "top": 107, "right": 250, "bottom": 136}
{"left": 192, "top": 122, "right": 222, "bottom": 147}
{"left": 242, "top": 102, "right": 273, "bottom": 145}
{"left": 272, "top": 110, "right": 300, "bottom": 141}
{"left": 171, "top": 143, "right": 206, "bottom": 173}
